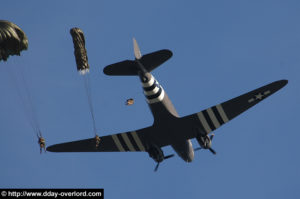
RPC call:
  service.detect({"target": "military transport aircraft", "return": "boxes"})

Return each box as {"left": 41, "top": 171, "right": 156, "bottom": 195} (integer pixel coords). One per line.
{"left": 47, "top": 39, "right": 288, "bottom": 171}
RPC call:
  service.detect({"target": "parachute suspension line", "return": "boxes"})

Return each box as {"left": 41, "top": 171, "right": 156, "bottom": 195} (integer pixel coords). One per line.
{"left": 7, "top": 65, "right": 38, "bottom": 135}
{"left": 6, "top": 62, "right": 40, "bottom": 136}
{"left": 37, "top": 130, "right": 42, "bottom": 138}
{"left": 82, "top": 74, "right": 97, "bottom": 136}
{"left": 19, "top": 65, "right": 41, "bottom": 136}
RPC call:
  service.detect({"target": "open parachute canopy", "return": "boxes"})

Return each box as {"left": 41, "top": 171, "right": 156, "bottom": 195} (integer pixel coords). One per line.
{"left": 0, "top": 20, "right": 28, "bottom": 61}
{"left": 70, "top": 27, "right": 90, "bottom": 74}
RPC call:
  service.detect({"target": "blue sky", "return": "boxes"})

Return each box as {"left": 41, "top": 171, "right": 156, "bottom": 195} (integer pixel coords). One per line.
{"left": 0, "top": 0, "right": 299, "bottom": 198}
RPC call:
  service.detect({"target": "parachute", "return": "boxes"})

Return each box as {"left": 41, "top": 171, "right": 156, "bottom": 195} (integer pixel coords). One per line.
{"left": 70, "top": 28, "right": 89, "bottom": 74}
{"left": 70, "top": 27, "right": 98, "bottom": 136}
{"left": 1, "top": 20, "right": 46, "bottom": 153}
{"left": 0, "top": 20, "right": 28, "bottom": 61}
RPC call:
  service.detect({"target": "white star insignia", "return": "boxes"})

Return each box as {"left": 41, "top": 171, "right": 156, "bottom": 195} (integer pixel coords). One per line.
{"left": 255, "top": 93, "right": 263, "bottom": 100}
{"left": 248, "top": 90, "right": 271, "bottom": 103}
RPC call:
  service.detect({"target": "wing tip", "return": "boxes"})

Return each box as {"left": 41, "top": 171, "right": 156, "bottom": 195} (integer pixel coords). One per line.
{"left": 276, "top": 79, "right": 288, "bottom": 89}
{"left": 161, "top": 49, "right": 173, "bottom": 60}
{"left": 103, "top": 65, "right": 112, "bottom": 75}
{"left": 281, "top": 79, "right": 288, "bottom": 85}
{"left": 46, "top": 145, "right": 59, "bottom": 152}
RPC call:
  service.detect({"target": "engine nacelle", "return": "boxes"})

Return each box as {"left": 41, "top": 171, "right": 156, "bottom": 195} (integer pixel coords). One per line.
{"left": 147, "top": 145, "right": 164, "bottom": 163}
{"left": 196, "top": 134, "right": 212, "bottom": 149}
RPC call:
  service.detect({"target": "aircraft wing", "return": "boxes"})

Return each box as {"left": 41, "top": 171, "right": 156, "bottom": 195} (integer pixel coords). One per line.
{"left": 47, "top": 80, "right": 287, "bottom": 153}
{"left": 47, "top": 126, "right": 172, "bottom": 152}
{"left": 180, "top": 80, "right": 288, "bottom": 137}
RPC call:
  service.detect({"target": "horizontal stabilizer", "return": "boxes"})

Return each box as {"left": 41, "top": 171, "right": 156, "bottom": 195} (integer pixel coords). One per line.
{"left": 103, "top": 60, "right": 137, "bottom": 76}
{"left": 103, "top": 49, "right": 172, "bottom": 76}
{"left": 141, "top": 49, "right": 173, "bottom": 71}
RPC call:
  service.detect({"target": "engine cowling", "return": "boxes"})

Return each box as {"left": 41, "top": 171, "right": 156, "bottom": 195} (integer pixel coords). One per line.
{"left": 147, "top": 145, "right": 164, "bottom": 163}
{"left": 196, "top": 134, "right": 212, "bottom": 149}
{"left": 196, "top": 133, "right": 216, "bottom": 155}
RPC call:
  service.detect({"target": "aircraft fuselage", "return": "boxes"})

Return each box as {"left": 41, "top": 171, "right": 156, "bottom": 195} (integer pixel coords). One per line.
{"left": 139, "top": 72, "right": 194, "bottom": 162}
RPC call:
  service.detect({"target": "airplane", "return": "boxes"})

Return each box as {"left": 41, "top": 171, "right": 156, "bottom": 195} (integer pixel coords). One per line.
{"left": 47, "top": 38, "right": 288, "bottom": 171}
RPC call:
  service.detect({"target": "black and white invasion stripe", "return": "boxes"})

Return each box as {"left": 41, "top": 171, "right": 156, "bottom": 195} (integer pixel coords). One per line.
{"left": 197, "top": 104, "right": 229, "bottom": 134}
{"left": 111, "top": 131, "right": 146, "bottom": 152}
{"left": 142, "top": 75, "right": 165, "bottom": 104}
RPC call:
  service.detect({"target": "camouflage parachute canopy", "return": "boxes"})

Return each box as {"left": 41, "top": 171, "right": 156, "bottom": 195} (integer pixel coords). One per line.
{"left": 70, "top": 27, "right": 90, "bottom": 74}
{"left": 0, "top": 20, "right": 28, "bottom": 61}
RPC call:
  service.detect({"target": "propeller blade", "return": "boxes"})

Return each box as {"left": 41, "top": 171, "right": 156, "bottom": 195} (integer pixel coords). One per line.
{"left": 154, "top": 162, "right": 160, "bottom": 172}
{"left": 164, "top": 154, "right": 175, "bottom": 159}
{"left": 209, "top": 148, "right": 217, "bottom": 155}
{"left": 210, "top": 134, "right": 215, "bottom": 141}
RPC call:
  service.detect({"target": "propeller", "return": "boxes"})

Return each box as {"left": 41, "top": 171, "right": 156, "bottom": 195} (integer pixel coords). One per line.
{"left": 154, "top": 154, "right": 175, "bottom": 172}
{"left": 209, "top": 148, "right": 216, "bottom": 155}
{"left": 195, "top": 134, "right": 216, "bottom": 154}
{"left": 195, "top": 146, "right": 216, "bottom": 155}
{"left": 164, "top": 154, "right": 175, "bottom": 159}
{"left": 154, "top": 162, "right": 160, "bottom": 172}
{"left": 208, "top": 134, "right": 216, "bottom": 154}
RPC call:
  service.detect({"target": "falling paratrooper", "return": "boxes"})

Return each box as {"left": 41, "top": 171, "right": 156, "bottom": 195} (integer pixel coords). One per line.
{"left": 0, "top": 20, "right": 28, "bottom": 62}
{"left": 0, "top": 20, "right": 45, "bottom": 154}
{"left": 38, "top": 134, "right": 46, "bottom": 154}
{"left": 126, "top": 98, "right": 134, "bottom": 106}
{"left": 95, "top": 135, "right": 101, "bottom": 148}
{"left": 70, "top": 27, "right": 100, "bottom": 146}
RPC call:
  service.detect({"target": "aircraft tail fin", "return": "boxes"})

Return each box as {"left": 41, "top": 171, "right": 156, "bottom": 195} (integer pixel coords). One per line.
{"left": 103, "top": 39, "right": 172, "bottom": 76}
{"left": 133, "top": 38, "right": 142, "bottom": 60}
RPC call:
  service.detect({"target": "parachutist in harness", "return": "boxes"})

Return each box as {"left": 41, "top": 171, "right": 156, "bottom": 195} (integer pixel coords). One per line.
{"left": 70, "top": 28, "right": 99, "bottom": 140}
{"left": 95, "top": 135, "right": 101, "bottom": 148}
{"left": 38, "top": 136, "right": 46, "bottom": 154}
{"left": 1, "top": 20, "right": 46, "bottom": 154}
